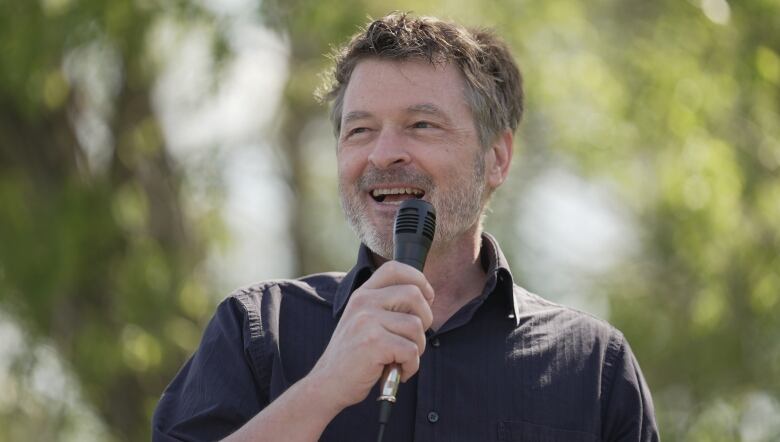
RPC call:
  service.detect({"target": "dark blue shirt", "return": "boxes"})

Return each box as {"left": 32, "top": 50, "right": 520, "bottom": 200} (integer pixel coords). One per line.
{"left": 153, "top": 234, "right": 658, "bottom": 441}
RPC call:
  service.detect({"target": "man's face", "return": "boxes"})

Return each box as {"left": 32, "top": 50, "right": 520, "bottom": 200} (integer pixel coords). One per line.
{"left": 337, "top": 58, "right": 490, "bottom": 259}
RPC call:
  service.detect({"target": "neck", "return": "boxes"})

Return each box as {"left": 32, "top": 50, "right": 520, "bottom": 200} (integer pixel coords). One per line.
{"left": 426, "top": 227, "right": 484, "bottom": 288}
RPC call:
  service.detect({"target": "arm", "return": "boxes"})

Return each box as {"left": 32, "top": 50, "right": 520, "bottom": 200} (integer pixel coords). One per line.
{"left": 601, "top": 334, "right": 659, "bottom": 442}
{"left": 221, "top": 370, "right": 341, "bottom": 442}
{"left": 152, "top": 295, "right": 271, "bottom": 442}
{"left": 225, "top": 261, "right": 435, "bottom": 441}
{"left": 154, "top": 262, "right": 434, "bottom": 442}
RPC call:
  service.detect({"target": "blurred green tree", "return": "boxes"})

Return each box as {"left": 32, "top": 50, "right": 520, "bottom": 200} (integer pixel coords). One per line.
{"left": 0, "top": 0, "right": 223, "bottom": 440}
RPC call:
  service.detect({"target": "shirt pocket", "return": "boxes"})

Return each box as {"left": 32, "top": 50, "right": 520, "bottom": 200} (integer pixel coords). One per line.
{"left": 497, "top": 420, "right": 597, "bottom": 442}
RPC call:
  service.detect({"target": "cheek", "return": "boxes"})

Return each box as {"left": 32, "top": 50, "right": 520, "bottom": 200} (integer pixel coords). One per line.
{"left": 443, "top": 158, "right": 482, "bottom": 187}
{"left": 337, "top": 151, "right": 364, "bottom": 185}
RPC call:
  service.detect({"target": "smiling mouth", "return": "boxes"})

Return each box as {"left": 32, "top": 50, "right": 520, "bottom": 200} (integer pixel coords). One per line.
{"left": 370, "top": 187, "right": 425, "bottom": 203}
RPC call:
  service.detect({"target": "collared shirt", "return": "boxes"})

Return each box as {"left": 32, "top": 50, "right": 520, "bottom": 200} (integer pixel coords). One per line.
{"left": 153, "top": 233, "right": 659, "bottom": 441}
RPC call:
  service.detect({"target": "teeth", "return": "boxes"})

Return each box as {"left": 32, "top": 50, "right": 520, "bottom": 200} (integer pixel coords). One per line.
{"left": 371, "top": 188, "right": 424, "bottom": 197}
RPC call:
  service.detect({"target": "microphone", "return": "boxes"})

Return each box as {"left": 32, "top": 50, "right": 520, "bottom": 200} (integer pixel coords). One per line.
{"left": 376, "top": 198, "right": 436, "bottom": 442}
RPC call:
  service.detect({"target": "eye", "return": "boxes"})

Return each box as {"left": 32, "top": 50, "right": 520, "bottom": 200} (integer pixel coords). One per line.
{"left": 411, "top": 121, "right": 434, "bottom": 129}
{"left": 344, "top": 127, "right": 370, "bottom": 139}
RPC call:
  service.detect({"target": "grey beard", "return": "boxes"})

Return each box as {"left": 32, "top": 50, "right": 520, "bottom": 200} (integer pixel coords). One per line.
{"left": 339, "top": 150, "right": 487, "bottom": 260}
{"left": 340, "top": 185, "right": 395, "bottom": 259}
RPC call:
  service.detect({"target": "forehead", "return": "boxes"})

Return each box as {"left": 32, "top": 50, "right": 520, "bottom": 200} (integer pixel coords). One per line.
{"left": 342, "top": 58, "right": 471, "bottom": 119}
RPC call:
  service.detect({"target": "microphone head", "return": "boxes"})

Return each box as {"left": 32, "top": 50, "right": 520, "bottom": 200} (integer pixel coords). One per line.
{"left": 393, "top": 199, "right": 436, "bottom": 271}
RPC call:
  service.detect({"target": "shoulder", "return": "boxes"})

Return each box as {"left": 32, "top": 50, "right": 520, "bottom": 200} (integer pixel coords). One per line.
{"left": 213, "top": 272, "right": 346, "bottom": 340}
{"left": 510, "top": 286, "right": 658, "bottom": 435}
{"left": 224, "top": 272, "right": 347, "bottom": 315}
{"left": 514, "top": 284, "right": 621, "bottom": 335}
{"left": 206, "top": 272, "right": 347, "bottom": 366}
{"left": 511, "top": 284, "right": 626, "bottom": 361}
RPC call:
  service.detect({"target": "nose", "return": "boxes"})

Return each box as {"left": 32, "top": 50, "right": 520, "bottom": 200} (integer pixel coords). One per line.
{"left": 368, "top": 128, "right": 411, "bottom": 169}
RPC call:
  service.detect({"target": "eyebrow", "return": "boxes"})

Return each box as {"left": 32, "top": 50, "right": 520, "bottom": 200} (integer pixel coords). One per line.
{"left": 341, "top": 103, "right": 453, "bottom": 127}
{"left": 342, "top": 111, "right": 372, "bottom": 127}
{"left": 407, "top": 103, "right": 452, "bottom": 125}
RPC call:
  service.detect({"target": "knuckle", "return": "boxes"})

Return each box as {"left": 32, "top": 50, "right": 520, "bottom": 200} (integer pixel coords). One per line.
{"left": 362, "top": 327, "right": 382, "bottom": 346}
{"left": 410, "top": 315, "right": 424, "bottom": 333}
{"left": 404, "top": 340, "right": 419, "bottom": 359}
{"left": 352, "top": 310, "right": 371, "bottom": 327}
{"left": 415, "top": 335, "right": 426, "bottom": 355}
{"left": 386, "top": 260, "right": 415, "bottom": 280}
{"left": 402, "top": 353, "right": 420, "bottom": 375}
{"left": 400, "top": 284, "right": 422, "bottom": 303}
{"left": 409, "top": 283, "right": 424, "bottom": 297}
{"left": 349, "top": 290, "right": 369, "bottom": 308}
{"left": 382, "top": 261, "right": 402, "bottom": 276}
{"left": 400, "top": 314, "right": 422, "bottom": 335}
{"left": 421, "top": 307, "right": 433, "bottom": 326}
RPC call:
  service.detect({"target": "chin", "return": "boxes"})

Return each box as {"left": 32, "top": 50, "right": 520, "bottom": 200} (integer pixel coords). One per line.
{"left": 359, "top": 227, "right": 394, "bottom": 260}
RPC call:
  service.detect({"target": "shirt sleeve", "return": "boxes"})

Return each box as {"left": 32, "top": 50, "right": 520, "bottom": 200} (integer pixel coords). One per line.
{"left": 601, "top": 333, "right": 660, "bottom": 442}
{"left": 152, "top": 294, "right": 270, "bottom": 441}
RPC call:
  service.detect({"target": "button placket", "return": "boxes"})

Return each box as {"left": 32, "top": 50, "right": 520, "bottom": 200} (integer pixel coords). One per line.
{"left": 414, "top": 335, "right": 439, "bottom": 441}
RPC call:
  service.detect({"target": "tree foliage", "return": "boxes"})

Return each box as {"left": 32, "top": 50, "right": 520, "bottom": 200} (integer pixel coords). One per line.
{"left": 0, "top": 1, "right": 221, "bottom": 440}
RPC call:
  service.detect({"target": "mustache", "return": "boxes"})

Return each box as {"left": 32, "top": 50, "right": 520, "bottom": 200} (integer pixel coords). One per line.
{"left": 357, "top": 167, "right": 435, "bottom": 192}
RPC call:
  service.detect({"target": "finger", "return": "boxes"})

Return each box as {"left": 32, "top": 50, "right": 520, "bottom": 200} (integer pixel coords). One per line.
{"left": 400, "top": 355, "right": 420, "bottom": 383}
{"left": 379, "top": 333, "right": 421, "bottom": 382}
{"left": 377, "top": 310, "right": 427, "bottom": 355}
{"left": 371, "top": 284, "right": 433, "bottom": 330}
{"left": 362, "top": 261, "right": 435, "bottom": 304}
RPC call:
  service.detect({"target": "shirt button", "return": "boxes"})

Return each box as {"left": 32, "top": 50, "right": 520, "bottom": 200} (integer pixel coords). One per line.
{"left": 431, "top": 337, "right": 440, "bottom": 348}
{"left": 427, "top": 411, "right": 439, "bottom": 423}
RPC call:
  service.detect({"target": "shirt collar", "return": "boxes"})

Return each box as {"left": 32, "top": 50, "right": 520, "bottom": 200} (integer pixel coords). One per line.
{"left": 333, "top": 243, "right": 376, "bottom": 318}
{"left": 333, "top": 232, "right": 519, "bottom": 324}
{"left": 479, "top": 232, "right": 520, "bottom": 325}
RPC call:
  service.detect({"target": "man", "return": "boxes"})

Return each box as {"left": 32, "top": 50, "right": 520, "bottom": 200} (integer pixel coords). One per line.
{"left": 153, "top": 13, "right": 658, "bottom": 442}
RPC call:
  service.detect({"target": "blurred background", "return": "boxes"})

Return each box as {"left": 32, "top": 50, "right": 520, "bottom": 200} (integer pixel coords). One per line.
{"left": 1, "top": 0, "right": 778, "bottom": 440}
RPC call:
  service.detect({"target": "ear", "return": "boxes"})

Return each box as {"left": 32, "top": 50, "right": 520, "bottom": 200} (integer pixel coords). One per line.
{"left": 486, "top": 130, "right": 513, "bottom": 190}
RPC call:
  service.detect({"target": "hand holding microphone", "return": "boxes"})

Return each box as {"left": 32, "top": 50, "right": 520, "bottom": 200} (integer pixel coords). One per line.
{"left": 306, "top": 200, "right": 436, "bottom": 420}
{"left": 376, "top": 199, "right": 436, "bottom": 440}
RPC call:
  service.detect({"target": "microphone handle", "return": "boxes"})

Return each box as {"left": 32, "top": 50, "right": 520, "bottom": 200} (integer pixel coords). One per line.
{"left": 377, "top": 253, "right": 425, "bottom": 402}
{"left": 377, "top": 199, "right": 435, "bottom": 440}
{"left": 377, "top": 250, "right": 427, "bottom": 402}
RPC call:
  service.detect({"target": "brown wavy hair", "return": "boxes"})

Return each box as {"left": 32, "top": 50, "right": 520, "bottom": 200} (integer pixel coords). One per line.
{"left": 317, "top": 12, "right": 524, "bottom": 149}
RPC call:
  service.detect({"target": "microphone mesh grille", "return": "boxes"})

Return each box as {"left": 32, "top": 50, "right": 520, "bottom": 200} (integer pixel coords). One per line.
{"left": 395, "top": 207, "right": 419, "bottom": 234}
{"left": 423, "top": 212, "right": 436, "bottom": 240}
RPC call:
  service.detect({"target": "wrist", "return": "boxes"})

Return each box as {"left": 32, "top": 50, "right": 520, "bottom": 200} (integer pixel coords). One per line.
{"left": 296, "top": 370, "right": 347, "bottom": 421}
